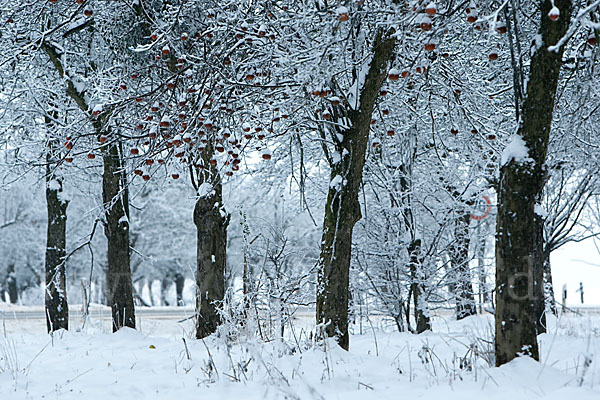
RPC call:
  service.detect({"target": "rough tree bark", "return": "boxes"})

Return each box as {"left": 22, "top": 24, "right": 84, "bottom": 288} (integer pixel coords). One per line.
{"left": 495, "top": 0, "right": 571, "bottom": 366}
{"left": 316, "top": 30, "right": 396, "bottom": 350}
{"left": 451, "top": 209, "right": 476, "bottom": 320}
{"left": 45, "top": 137, "right": 69, "bottom": 332}
{"left": 103, "top": 141, "right": 136, "bottom": 331}
{"left": 194, "top": 144, "right": 229, "bottom": 339}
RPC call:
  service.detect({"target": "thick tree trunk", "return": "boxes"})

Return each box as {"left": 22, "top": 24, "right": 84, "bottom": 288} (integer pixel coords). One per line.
{"left": 6, "top": 264, "right": 17, "bottom": 304}
{"left": 194, "top": 193, "right": 227, "bottom": 338}
{"left": 45, "top": 140, "right": 69, "bottom": 332}
{"left": 194, "top": 152, "right": 228, "bottom": 339}
{"left": 316, "top": 30, "right": 395, "bottom": 350}
{"left": 409, "top": 240, "right": 431, "bottom": 333}
{"left": 495, "top": 0, "right": 571, "bottom": 366}
{"left": 452, "top": 210, "right": 476, "bottom": 320}
{"left": 496, "top": 155, "right": 542, "bottom": 364}
{"left": 103, "top": 141, "right": 136, "bottom": 332}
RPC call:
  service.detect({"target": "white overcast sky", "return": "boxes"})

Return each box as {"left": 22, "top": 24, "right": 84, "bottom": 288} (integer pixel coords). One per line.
{"left": 552, "top": 236, "right": 600, "bottom": 306}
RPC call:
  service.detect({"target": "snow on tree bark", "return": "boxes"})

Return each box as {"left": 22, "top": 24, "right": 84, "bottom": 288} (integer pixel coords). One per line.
{"left": 103, "top": 140, "right": 136, "bottom": 332}
{"left": 543, "top": 255, "right": 557, "bottom": 315}
{"left": 194, "top": 143, "right": 229, "bottom": 339}
{"left": 408, "top": 239, "right": 431, "bottom": 333}
{"left": 316, "top": 30, "right": 396, "bottom": 350}
{"left": 533, "top": 213, "right": 547, "bottom": 334}
{"left": 45, "top": 134, "right": 69, "bottom": 332}
{"left": 451, "top": 208, "right": 476, "bottom": 321}
{"left": 495, "top": 0, "right": 572, "bottom": 366}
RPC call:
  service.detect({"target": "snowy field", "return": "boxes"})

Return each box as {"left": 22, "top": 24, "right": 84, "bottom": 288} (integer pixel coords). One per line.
{"left": 1, "top": 307, "right": 599, "bottom": 399}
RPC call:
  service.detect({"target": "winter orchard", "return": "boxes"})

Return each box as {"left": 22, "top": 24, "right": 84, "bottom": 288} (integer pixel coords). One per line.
{"left": 0, "top": 0, "right": 600, "bottom": 391}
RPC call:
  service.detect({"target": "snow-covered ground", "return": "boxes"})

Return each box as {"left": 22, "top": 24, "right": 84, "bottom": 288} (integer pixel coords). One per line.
{"left": 0, "top": 310, "right": 599, "bottom": 399}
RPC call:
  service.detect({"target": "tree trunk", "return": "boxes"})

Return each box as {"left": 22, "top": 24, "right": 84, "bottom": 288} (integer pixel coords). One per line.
{"left": 543, "top": 253, "right": 557, "bottom": 315}
{"left": 161, "top": 277, "right": 170, "bottom": 306}
{"left": 194, "top": 149, "right": 228, "bottom": 339}
{"left": 316, "top": 30, "right": 395, "bottom": 350}
{"left": 103, "top": 141, "right": 136, "bottom": 332}
{"left": 98, "top": 276, "right": 107, "bottom": 305}
{"left": 6, "top": 264, "right": 17, "bottom": 304}
{"left": 147, "top": 279, "right": 155, "bottom": 306}
{"left": 452, "top": 209, "right": 476, "bottom": 320}
{"left": 396, "top": 165, "right": 429, "bottom": 332}
{"left": 476, "top": 233, "right": 490, "bottom": 310}
{"left": 175, "top": 272, "right": 185, "bottom": 306}
{"left": 242, "top": 212, "right": 252, "bottom": 314}
{"left": 496, "top": 151, "right": 542, "bottom": 365}
{"left": 533, "top": 214, "right": 547, "bottom": 334}
{"left": 45, "top": 139, "right": 69, "bottom": 332}
{"left": 409, "top": 240, "right": 431, "bottom": 333}
{"left": 495, "top": 0, "right": 571, "bottom": 366}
